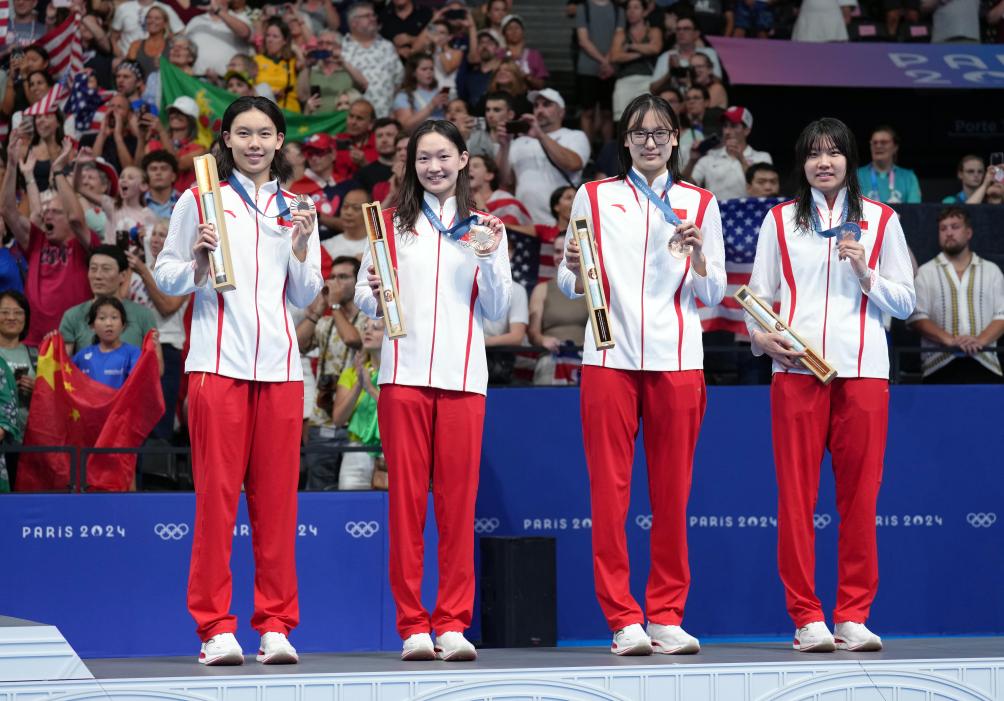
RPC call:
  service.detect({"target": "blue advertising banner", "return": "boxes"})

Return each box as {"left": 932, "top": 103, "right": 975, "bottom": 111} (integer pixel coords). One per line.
{"left": 1, "top": 386, "right": 1001, "bottom": 658}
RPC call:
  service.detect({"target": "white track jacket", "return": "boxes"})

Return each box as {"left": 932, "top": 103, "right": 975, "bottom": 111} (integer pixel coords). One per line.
{"left": 354, "top": 192, "right": 512, "bottom": 396}
{"left": 746, "top": 188, "right": 915, "bottom": 379}
{"left": 557, "top": 171, "right": 727, "bottom": 371}
{"left": 155, "top": 171, "right": 323, "bottom": 382}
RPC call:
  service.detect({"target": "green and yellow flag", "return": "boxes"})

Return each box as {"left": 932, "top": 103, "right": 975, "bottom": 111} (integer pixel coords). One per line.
{"left": 158, "top": 58, "right": 347, "bottom": 147}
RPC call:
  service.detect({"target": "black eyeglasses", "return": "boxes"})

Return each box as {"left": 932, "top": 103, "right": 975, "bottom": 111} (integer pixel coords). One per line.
{"left": 627, "top": 129, "right": 675, "bottom": 145}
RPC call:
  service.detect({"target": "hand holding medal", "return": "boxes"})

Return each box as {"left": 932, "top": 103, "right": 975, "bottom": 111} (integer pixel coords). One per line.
{"left": 669, "top": 220, "right": 701, "bottom": 260}
{"left": 465, "top": 214, "right": 504, "bottom": 257}
{"left": 290, "top": 194, "right": 316, "bottom": 258}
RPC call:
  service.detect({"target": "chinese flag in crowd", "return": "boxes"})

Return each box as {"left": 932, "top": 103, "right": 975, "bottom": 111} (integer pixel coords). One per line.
{"left": 16, "top": 333, "right": 164, "bottom": 492}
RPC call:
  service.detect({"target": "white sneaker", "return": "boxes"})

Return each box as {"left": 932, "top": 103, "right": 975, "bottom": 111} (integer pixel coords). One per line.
{"left": 256, "top": 632, "right": 298, "bottom": 664}
{"left": 434, "top": 631, "right": 477, "bottom": 661}
{"left": 199, "top": 632, "right": 244, "bottom": 665}
{"left": 834, "top": 621, "right": 883, "bottom": 651}
{"left": 793, "top": 621, "right": 836, "bottom": 652}
{"left": 610, "top": 623, "right": 653, "bottom": 656}
{"left": 401, "top": 633, "right": 436, "bottom": 661}
{"left": 647, "top": 623, "right": 700, "bottom": 654}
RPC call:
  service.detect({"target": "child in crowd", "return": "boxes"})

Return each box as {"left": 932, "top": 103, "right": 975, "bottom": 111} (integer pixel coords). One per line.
{"left": 72, "top": 296, "right": 142, "bottom": 390}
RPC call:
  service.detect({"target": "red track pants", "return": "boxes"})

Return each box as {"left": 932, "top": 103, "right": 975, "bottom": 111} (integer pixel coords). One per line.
{"left": 771, "top": 374, "right": 888, "bottom": 628}
{"left": 187, "top": 373, "right": 303, "bottom": 641}
{"left": 580, "top": 365, "right": 706, "bottom": 631}
{"left": 378, "top": 384, "right": 486, "bottom": 638}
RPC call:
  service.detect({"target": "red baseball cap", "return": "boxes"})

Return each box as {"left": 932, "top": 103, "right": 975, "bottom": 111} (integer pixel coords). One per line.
{"left": 303, "top": 133, "right": 334, "bottom": 153}
{"left": 722, "top": 106, "right": 753, "bottom": 129}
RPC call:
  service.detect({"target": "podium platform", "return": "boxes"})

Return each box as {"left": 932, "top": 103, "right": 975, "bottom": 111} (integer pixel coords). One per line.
{"left": 0, "top": 638, "right": 1000, "bottom": 701}
{"left": 0, "top": 616, "right": 92, "bottom": 683}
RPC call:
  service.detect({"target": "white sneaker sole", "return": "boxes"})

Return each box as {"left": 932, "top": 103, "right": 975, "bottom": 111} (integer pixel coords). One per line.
{"left": 256, "top": 650, "right": 299, "bottom": 664}
{"left": 835, "top": 638, "right": 882, "bottom": 652}
{"left": 611, "top": 641, "right": 653, "bottom": 656}
{"left": 793, "top": 639, "right": 836, "bottom": 653}
{"left": 435, "top": 647, "right": 477, "bottom": 661}
{"left": 652, "top": 639, "right": 700, "bottom": 655}
{"left": 199, "top": 650, "right": 244, "bottom": 665}
{"left": 401, "top": 646, "right": 437, "bottom": 661}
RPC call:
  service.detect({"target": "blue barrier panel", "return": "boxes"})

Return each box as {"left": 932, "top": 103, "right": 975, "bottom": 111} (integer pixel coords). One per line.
{"left": 1, "top": 386, "right": 1001, "bottom": 658}
{"left": 473, "top": 385, "right": 1004, "bottom": 641}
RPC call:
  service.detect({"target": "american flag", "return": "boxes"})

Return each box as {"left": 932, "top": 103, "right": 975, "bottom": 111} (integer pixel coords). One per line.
{"left": 0, "top": 0, "right": 10, "bottom": 50}
{"left": 507, "top": 229, "right": 540, "bottom": 296}
{"left": 22, "top": 80, "right": 68, "bottom": 116}
{"left": 64, "top": 72, "right": 111, "bottom": 134}
{"left": 39, "top": 14, "right": 82, "bottom": 79}
{"left": 698, "top": 197, "right": 786, "bottom": 337}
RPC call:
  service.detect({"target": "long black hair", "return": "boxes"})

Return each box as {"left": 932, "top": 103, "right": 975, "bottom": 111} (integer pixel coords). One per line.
{"left": 217, "top": 96, "right": 292, "bottom": 183}
{"left": 394, "top": 120, "right": 474, "bottom": 232}
{"left": 616, "top": 93, "right": 682, "bottom": 182}
{"left": 793, "top": 118, "right": 863, "bottom": 234}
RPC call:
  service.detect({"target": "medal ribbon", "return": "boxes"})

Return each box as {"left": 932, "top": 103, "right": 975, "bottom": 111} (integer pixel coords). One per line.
{"left": 421, "top": 200, "right": 479, "bottom": 241}
{"left": 627, "top": 169, "right": 681, "bottom": 225}
{"left": 227, "top": 175, "right": 290, "bottom": 220}
{"left": 810, "top": 196, "right": 861, "bottom": 240}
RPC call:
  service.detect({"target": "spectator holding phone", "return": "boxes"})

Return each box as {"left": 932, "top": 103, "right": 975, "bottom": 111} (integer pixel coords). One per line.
{"left": 1, "top": 44, "right": 50, "bottom": 120}
{"left": 393, "top": 53, "right": 450, "bottom": 134}
{"left": 297, "top": 30, "right": 368, "bottom": 115}
{"left": 497, "top": 88, "right": 591, "bottom": 225}
{"left": 500, "top": 14, "right": 548, "bottom": 90}
{"left": 0, "top": 291, "right": 36, "bottom": 491}
{"left": 964, "top": 158, "right": 1004, "bottom": 206}
{"left": 330, "top": 319, "right": 384, "bottom": 490}
{"left": 137, "top": 96, "right": 208, "bottom": 192}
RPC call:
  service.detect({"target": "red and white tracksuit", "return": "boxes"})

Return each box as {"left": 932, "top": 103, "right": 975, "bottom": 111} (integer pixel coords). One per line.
{"left": 557, "top": 170, "right": 726, "bottom": 631}
{"left": 156, "top": 170, "right": 323, "bottom": 641}
{"left": 354, "top": 192, "right": 511, "bottom": 638}
{"left": 747, "top": 188, "right": 915, "bottom": 627}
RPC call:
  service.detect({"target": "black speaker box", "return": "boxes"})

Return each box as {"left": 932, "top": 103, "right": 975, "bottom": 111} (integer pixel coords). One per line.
{"left": 480, "top": 536, "right": 557, "bottom": 648}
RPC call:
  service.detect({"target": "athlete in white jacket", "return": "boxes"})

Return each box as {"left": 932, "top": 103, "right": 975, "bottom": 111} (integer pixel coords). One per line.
{"left": 155, "top": 97, "right": 323, "bottom": 666}
{"left": 745, "top": 118, "right": 915, "bottom": 654}
{"left": 355, "top": 120, "right": 511, "bottom": 662}
{"left": 558, "top": 95, "right": 725, "bottom": 656}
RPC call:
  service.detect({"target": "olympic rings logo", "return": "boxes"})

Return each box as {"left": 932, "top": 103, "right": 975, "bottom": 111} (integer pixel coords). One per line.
{"left": 813, "top": 514, "right": 832, "bottom": 529}
{"left": 635, "top": 514, "right": 653, "bottom": 531}
{"left": 154, "top": 523, "right": 190, "bottom": 540}
{"left": 345, "top": 521, "right": 380, "bottom": 538}
{"left": 967, "top": 512, "right": 997, "bottom": 528}
{"left": 474, "top": 517, "right": 500, "bottom": 534}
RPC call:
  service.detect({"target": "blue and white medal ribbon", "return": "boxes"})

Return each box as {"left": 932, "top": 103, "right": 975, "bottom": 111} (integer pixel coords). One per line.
{"left": 627, "top": 169, "right": 681, "bottom": 225}
{"left": 421, "top": 200, "right": 479, "bottom": 241}
{"left": 227, "top": 175, "right": 291, "bottom": 220}
{"left": 810, "top": 197, "right": 861, "bottom": 240}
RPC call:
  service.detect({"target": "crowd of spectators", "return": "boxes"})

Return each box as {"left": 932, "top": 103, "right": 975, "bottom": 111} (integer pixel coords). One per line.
{"left": 0, "top": 0, "right": 1000, "bottom": 491}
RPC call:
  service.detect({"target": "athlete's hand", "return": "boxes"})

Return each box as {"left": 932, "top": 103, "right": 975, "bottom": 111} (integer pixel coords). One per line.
{"left": 563, "top": 237, "right": 581, "bottom": 274}
{"left": 837, "top": 238, "right": 868, "bottom": 279}
{"left": 474, "top": 214, "right": 505, "bottom": 257}
{"left": 290, "top": 202, "right": 315, "bottom": 260}
{"left": 192, "top": 222, "right": 218, "bottom": 284}
{"left": 366, "top": 265, "right": 381, "bottom": 300}
{"left": 751, "top": 329, "right": 804, "bottom": 370}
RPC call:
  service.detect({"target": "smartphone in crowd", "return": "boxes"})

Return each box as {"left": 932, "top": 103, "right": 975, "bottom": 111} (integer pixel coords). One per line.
{"left": 335, "top": 139, "right": 351, "bottom": 151}
{"left": 505, "top": 120, "right": 530, "bottom": 136}
{"left": 310, "top": 85, "right": 322, "bottom": 98}
{"left": 991, "top": 152, "right": 1004, "bottom": 183}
